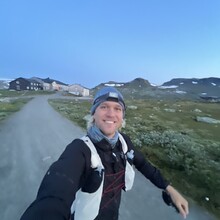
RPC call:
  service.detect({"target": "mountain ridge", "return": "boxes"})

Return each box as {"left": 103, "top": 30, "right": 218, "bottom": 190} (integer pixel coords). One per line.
{"left": 1, "top": 76, "right": 220, "bottom": 101}
{"left": 92, "top": 77, "right": 220, "bottom": 101}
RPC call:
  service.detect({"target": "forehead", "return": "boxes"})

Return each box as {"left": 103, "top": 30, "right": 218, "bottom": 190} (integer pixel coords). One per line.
{"left": 99, "top": 101, "right": 122, "bottom": 107}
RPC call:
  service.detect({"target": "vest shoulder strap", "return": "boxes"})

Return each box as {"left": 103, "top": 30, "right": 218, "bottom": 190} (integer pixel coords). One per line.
{"left": 81, "top": 136, "right": 104, "bottom": 169}
{"left": 118, "top": 133, "right": 128, "bottom": 153}
{"left": 81, "top": 134, "right": 128, "bottom": 168}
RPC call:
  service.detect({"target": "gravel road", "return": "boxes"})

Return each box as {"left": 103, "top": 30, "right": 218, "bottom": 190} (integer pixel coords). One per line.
{"left": 0, "top": 95, "right": 217, "bottom": 220}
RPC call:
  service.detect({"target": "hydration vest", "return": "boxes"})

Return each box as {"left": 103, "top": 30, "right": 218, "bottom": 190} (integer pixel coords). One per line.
{"left": 71, "top": 134, "right": 135, "bottom": 220}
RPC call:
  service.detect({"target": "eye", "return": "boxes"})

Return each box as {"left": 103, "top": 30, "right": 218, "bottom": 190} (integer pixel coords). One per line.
{"left": 115, "top": 106, "right": 122, "bottom": 111}
{"left": 100, "top": 105, "right": 107, "bottom": 109}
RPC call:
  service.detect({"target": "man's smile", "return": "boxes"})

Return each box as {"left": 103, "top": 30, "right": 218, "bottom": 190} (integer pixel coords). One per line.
{"left": 104, "top": 120, "right": 115, "bottom": 124}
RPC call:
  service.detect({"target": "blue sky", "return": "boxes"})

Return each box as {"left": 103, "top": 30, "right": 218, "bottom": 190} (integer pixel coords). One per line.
{"left": 0, "top": 0, "right": 220, "bottom": 88}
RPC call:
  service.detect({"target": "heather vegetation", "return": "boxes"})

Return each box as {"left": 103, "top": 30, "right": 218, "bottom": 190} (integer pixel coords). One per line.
{"left": 0, "top": 89, "right": 54, "bottom": 97}
{"left": 49, "top": 98, "right": 220, "bottom": 218}
{"left": 0, "top": 90, "right": 54, "bottom": 121}
{"left": 0, "top": 90, "right": 32, "bottom": 121}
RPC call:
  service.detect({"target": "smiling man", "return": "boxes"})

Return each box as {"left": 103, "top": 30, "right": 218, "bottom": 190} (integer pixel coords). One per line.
{"left": 90, "top": 87, "right": 126, "bottom": 139}
{"left": 20, "top": 87, "right": 189, "bottom": 220}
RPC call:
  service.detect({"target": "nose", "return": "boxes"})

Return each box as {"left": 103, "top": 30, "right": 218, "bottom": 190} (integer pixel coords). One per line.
{"left": 106, "top": 107, "right": 114, "bottom": 116}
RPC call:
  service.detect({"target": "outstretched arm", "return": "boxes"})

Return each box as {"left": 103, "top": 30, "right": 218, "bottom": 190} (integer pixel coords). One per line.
{"left": 166, "top": 185, "right": 189, "bottom": 219}
{"left": 121, "top": 133, "right": 189, "bottom": 218}
{"left": 20, "top": 139, "right": 90, "bottom": 220}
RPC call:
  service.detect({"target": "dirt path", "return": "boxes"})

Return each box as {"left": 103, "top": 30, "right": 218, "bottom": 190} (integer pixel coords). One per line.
{"left": 0, "top": 95, "right": 217, "bottom": 220}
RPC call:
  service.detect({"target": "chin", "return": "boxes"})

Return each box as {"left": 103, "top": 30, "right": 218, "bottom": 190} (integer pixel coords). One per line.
{"left": 101, "top": 130, "right": 115, "bottom": 137}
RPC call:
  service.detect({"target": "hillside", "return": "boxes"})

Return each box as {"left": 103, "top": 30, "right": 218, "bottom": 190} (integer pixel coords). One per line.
{"left": 162, "top": 77, "right": 220, "bottom": 98}
{"left": 1, "top": 76, "right": 220, "bottom": 101}
{"left": 92, "top": 77, "right": 220, "bottom": 101}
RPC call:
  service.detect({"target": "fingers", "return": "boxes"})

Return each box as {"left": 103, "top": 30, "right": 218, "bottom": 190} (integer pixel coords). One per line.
{"left": 177, "top": 201, "right": 189, "bottom": 219}
{"left": 166, "top": 185, "right": 189, "bottom": 218}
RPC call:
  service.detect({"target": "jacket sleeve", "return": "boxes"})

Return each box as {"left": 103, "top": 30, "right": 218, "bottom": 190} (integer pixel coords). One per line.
{"left": 20, "top": 139, "right": 91, "bottom": 220}
{"left": 122, "top": 133, "right": 169, "bottom": 190}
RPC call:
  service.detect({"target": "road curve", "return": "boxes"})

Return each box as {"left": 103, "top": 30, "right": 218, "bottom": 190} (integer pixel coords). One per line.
{"left": 0, "top": 95, "right": 217, "bottom": 220}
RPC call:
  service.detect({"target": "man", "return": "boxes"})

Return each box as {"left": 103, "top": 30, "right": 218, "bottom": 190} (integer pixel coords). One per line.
{"left": 20, "top": 87, "right": 189, "bottom": 220}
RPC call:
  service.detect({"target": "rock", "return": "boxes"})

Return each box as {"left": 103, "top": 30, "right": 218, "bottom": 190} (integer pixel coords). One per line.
{"left": 127, "top": 105, "right": 138, "bottom": 110}
{"left": 193, "top": 109, "right": 202, "bottom": 113}
{"left": 164, "top": 108, "right": 176, "bottom": 113}
{"left": 196, "top": 116, "right": 220, "bottom": 124}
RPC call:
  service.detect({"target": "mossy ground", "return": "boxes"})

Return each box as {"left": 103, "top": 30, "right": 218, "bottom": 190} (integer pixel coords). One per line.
{"left": 49, "top": 98, "right": 220, "bottom": 219}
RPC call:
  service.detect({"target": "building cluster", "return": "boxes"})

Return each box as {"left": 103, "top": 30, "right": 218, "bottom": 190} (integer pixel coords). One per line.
{"left": 2, "top": 77, "right": 89, "bottom": 97}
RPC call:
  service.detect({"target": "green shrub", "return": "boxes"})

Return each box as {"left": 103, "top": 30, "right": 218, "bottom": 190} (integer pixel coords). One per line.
{"left": 49, "top": 98, "right": 220, "bottom": 218}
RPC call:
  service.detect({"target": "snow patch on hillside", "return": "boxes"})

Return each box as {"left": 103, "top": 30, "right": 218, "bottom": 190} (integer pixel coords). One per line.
{"left": 104, "top": 83, "right": 124, "bottom": 87}
{"left": 159, "top": 85, "right": 178, "bottom": 89}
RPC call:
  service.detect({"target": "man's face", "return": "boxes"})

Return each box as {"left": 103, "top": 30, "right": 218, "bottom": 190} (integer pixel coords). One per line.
{"left": 93, "top": 101, "right": 123, "bottom": 138}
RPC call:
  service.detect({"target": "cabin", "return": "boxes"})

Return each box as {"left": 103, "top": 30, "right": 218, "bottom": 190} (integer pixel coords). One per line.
{"left": 42, "top": 77, "right": 68, "bottom": 91}
{"left": 31, "top": 77, "right": 51, "bottom": 90}
{"left": 9, "top": 77, "right": 42, "bottom": 91}
{"left": 68, "top": 84, "right": 90, "bottom": 96}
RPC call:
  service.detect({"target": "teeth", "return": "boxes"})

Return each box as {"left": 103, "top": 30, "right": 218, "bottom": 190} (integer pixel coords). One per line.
{"left": 105, "top": 121, "right": 114, "bottom": 124}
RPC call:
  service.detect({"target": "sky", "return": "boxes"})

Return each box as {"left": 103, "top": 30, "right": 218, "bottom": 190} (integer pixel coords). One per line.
{"left": 0, "top": 0, "right": 220, "bottom": 88}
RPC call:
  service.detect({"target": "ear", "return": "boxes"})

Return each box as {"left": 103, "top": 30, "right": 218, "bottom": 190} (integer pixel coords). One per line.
{"left": 86, "top": 115, "right": 95, "bottom": 129}
{"left": 122, "top": 119, "right": 126, "bottom": 128}
{"left": 119, "top": 119, "right": 126, "bottom": 130}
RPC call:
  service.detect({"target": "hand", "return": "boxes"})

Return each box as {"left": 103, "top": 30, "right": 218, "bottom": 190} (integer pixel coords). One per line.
{"left": 166, "top": 185, "right": 189, "bottom": 219}
{"left": 81, "top": 166, "right": 104, "bottom": 193}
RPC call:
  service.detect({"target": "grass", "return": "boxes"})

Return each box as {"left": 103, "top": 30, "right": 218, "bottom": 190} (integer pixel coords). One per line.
{"left": 0, "top": 89, "right": 55, "bottom": 97}
{"left": 0, "top": 89, "right": 55, "bottom": 121}
{"left": 49, "top": 98, "right": 220, "bottom": 219}
{"left": 0, "top": 98, "right": 32, "bottom": 121}
{"left": 48, "top": 98, "right": 91, "bottom": 128}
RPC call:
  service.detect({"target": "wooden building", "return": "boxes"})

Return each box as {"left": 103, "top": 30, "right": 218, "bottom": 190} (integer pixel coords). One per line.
{"left": 9, "top": 77, "right": 42, "bottom": 91}
{"left": 68, "top": 84, "right": 90, "bottom": 96}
